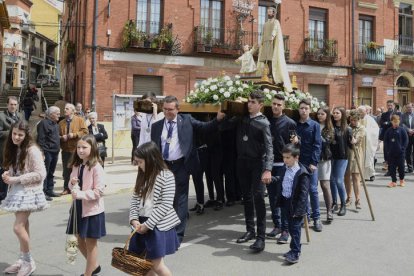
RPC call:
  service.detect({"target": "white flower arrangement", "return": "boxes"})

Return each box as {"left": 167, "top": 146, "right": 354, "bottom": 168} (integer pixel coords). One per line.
{"left": 185, "top": 75, "right": 257, "bottom": 104}
{"left": 266, "top": 90, "right": 327, "bottom": 111}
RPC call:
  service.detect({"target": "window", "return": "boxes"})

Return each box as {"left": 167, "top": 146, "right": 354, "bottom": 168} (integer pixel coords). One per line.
{"left": 133, "top": 75, "right": 163, "bottom": 95}
{"left": 399, "top": 3, "right": 413, "bottom": 51}
{"left": 359, "top": 15, "right": 374, "bottom": 45}
{"left": 309, "top": 8, "right": 327, "bottom": 48}
{"left": 200, "top": 0, "right": 223, "bottom": 41}
{"left": 137, "top": 0, "right": 163, "bottom": 34}
{"left": 308, "top": 84, "right": 328, "bottom": 104}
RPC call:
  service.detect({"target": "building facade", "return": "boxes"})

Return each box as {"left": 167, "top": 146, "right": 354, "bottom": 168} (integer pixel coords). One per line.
{"left": 61, "top": 0, "right": 414, "bottom": 120}
{"left": 0, "top": 0, "right": 11, "bottom": 89}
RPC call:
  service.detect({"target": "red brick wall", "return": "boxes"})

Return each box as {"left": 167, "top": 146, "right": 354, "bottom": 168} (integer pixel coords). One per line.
{"left": 60, "top": 0, "right": 412, "bottom": 120}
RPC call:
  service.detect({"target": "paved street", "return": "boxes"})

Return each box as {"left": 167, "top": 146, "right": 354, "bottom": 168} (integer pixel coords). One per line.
{"left": 1, "top": 153, "right": 414, "bottom": 276}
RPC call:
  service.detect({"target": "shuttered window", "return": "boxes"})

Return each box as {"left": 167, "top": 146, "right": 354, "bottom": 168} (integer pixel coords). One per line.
{"left": 308, "top": 84, "right": 328, "bottom": 104}
{"left": 133, "top": 75, "right": 163, "bottom": 95}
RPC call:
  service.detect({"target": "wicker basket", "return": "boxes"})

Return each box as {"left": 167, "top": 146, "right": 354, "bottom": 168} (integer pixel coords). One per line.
{"left": 111, "top": 230, "right": 153, "bottom": 276}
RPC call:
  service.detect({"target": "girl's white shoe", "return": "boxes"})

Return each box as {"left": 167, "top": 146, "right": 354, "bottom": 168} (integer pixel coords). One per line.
{"left": 3, "top": 259, "right": 23, "bottom": 274}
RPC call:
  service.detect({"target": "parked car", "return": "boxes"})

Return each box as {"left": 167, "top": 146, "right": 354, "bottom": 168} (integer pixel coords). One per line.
{"left": 36, "top": 74, "right": 59, "bottom": 87}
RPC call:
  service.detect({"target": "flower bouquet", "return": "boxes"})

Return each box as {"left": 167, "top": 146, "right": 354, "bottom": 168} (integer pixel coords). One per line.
{"left": 182, "top": 75, "right": 258, "bottom": 115}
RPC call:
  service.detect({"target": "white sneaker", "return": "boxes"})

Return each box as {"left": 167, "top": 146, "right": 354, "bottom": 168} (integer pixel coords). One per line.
{"left": 16, "top": 260, "right": 36, "bottom": 276}
{"left": 3, "top": 259, "right": 23, "bottom": 274}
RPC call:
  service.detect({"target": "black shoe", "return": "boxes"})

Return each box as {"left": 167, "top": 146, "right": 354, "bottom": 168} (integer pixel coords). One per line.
{"left": 196, "top": 204, "right": 204, "bottom": 215}
{"left": 189, "top": 203, "right": 202, "bottom": 212}
{"left": 204, "top": 199, "right": 217, "bottom": 208}
{"left": 285, "top": 253, "right": 299, "bottom": 264}
{"left": 338, "top": 204, "right": 346, "bottom": 216}
{"left": 249, "top": 238, "right": 265, "bottom": 252}
{"left": 45, "top": 195, "right": 52, "bottom": 201}
{"left": 236, "top": 231, "right": 255, "bottom": 243}
{"left": 225, "top": 201, "right": 235, "bottom": 207}
{"left": 93, "top": 265, "right": 101, "bottom": 275}
{"left": 266, "top": 227, "right": 282, "bottom": 238}
{"left": 214, "top": 201, "right": 224, "bottom": 211}
{"left": 47, "top": 192, "right": 61, "bottom": 197}
{"left": 369, "top": 176, "right": 375, "bottom": 181}
{"left": 313, "top": 219, "right": 323, "bottom": 232}
{"left": 327, "top": 212, "right": 334, "bottom": 223}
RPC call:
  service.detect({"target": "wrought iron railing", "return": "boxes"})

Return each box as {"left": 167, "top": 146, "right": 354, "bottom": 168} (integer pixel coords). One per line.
{"left": 356, "top": 43, "right": 386, "bottom": 65}
{"left": 397, "top": 35, "right": 414, "bottom": 55}
{"left": 193, "top": 26, "right": 290, "bottom": 59}
{"left": 304, "top": 37, "right": 338, "bottom": 63}
{"left": 46, "top": 55, "right": 55, "bottom": 65}
{"left": 128, "top": 20, "right": 173, "bottom": 51}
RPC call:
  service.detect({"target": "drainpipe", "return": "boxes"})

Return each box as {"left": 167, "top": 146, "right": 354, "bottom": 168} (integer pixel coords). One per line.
{"left": 91, "top": 0, "right": 98, "bottom": 111}
{"left": 351, "top": 0, "right": 356, "bottom": 108}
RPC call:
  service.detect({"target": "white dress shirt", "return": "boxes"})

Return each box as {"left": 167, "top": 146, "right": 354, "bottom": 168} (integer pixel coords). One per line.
{"left": 161, "top": 116, "right": 184, "bottom": 161}
{"left": 139, "top": 112, "right": 165, "bottom": 146}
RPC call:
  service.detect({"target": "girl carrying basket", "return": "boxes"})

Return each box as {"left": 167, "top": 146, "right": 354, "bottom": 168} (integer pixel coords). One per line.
{"left": 129, "top": 141, "right": 180, "bottom": 276}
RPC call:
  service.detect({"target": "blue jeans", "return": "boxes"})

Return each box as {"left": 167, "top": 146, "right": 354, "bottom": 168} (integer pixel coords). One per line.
{"left": 308, "top": 168, "right": 320, "bottom": 220}
{"left": 269, "top": 166, "right": 288, "bottom": 231}
{"left": 330, "top": 159, "right": 348, "bottom": 205}
{"left": 43, "top": 151, "right": 59, "bottom": 194}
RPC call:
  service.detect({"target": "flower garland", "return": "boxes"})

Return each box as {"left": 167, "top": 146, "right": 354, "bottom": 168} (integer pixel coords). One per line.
{"left": 263, "top": 89, "right": 326, "bottom": 112}
{"left": 185, "top": 75, "right": 258, "bottom": 104}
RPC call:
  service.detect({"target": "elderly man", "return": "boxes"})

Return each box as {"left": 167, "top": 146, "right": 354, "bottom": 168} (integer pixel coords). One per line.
{"left": 401, "top": 103, "right": 414, "bottom": 173}
{"left": 0, "top": 96, "right": 21, "bottom": 201}
{"left": 358, "top": 105, "right": 379, "bottom": 181}
{"left": 37, "top": 106, "right": 61, "bottom": 200}
{"left": 59, "top": 103, "right": 88, "bottom": 195}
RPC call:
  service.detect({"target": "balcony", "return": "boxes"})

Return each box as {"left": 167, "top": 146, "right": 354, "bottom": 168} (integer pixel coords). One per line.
{"left": 124, "top": 20, "right": 174, "bottom": 52}
{"left": 46, "top": 55, "right": 55, "bottom": 66}
{"left": 397, "top": 35, "right": 414, "bottom": 55}
{"left": 193, "top": 26, "right": 290, "bottom": 60}
{"left": 304, "top": 38, "right": 338, "bottom": 64}
{"left": 356, "top": 43, "right": 386, "bottom": 65}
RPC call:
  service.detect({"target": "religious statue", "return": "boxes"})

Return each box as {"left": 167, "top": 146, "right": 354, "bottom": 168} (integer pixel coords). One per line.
{"left": 257, "top": 6, "right": 292, "bottom": 92}
{"left": 235, "top": 44, "right": 257, "bottom": 75}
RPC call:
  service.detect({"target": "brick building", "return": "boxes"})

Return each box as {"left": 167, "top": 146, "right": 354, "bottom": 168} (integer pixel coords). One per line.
{"left": 0, "top": 0, "right": 11, "bottom": 87}
{"left": 61, "top": 0, "right": 414, "bottom": 119}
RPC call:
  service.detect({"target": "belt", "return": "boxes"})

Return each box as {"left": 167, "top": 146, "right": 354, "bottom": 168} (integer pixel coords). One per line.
{"left": 164, "top": 157, "right": 185, "bottom": 166}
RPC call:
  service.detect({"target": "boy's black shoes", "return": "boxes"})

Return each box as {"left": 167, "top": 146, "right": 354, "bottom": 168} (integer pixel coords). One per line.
{"left": 236, "top": 231, "right": 255, "bottom": 243}
{"left": 249, "top": 238, "right": 265, "bottom": 252}
{"left": 204, "top": 199, "right": 217, "bottom": 208}
{"left": 266, "top": 227, "right": 282, "bottom": 238}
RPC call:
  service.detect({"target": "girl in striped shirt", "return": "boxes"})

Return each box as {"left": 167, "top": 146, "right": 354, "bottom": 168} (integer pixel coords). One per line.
{"left": 129, "top": 142, "right": 180, "bottom": 276}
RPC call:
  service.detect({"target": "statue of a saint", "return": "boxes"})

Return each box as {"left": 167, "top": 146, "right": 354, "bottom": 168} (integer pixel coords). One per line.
{"left": 257, "top": 7, "right": 292, "bottom": 92}
{"left": 235, "top": 44, "right": 257, "bottom": 76}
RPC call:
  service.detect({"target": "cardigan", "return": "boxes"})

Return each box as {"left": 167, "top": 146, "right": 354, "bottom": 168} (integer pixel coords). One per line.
{"left": 58, "top": 115, "right": 88, "bottom": 152}
{"left": 69, "top": 163, "right": 105, "bottom": 218}
{"left": 129, "top": 170, "right": 180, "bottom": 231}
{"left": 6, "top": 146, "right": 46, "bottom": 190}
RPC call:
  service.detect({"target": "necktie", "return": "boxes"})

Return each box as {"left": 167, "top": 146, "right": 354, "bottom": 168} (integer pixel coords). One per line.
{"left": 163, "top": 121, "right": 174, "bottom": 160}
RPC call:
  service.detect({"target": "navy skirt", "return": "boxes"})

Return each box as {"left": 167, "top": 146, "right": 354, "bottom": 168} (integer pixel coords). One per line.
{"left": 128, "top": 217, "right": 180, "bottom": 260}
{"left": 66, "top": 200, "right": 106, "bottom": 239}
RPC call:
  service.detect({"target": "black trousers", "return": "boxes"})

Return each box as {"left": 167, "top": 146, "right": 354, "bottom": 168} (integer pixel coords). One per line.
{"left": 207, "top": 148, "right": 224, "bottom": 203}
{"left": 237, "top": 158, "right": 266, "bottom": 240}
{"left": 405, "top": 136, "right": 414, "bottom": 171}
{"left": 192, "top": 147, "right": 208, "bottom": 204}
{"left": 389, "top": 155, "right": 405, "bottom": 182}
{"left": 222, "top": 148, "right": 240, "bottom": 202}
{"left": 167, "top": 161, "right": 190, "bottom": 244}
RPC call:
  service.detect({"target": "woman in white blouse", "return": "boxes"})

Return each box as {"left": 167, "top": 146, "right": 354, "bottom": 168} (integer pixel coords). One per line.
{"left": 138, "top": 93, "right": 164, "bottom": 147}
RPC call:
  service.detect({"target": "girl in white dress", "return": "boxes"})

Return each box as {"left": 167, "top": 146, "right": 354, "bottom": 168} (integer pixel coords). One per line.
{"left": 1, "top": 120, "right": 47, "bottom": 276}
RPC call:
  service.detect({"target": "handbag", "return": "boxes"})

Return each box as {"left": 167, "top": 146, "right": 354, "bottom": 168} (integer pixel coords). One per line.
{"left": 65, "top": 200, "right": 79, "bottom": 264}
{"left": 111, "top": 229, "right": 153, "bottom": 276}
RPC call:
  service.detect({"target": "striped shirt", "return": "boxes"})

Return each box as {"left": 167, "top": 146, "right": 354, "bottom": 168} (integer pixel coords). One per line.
{"left": 129, "top": 170, "right": 180, "bottom": 231}
{"left": 282, "top": 163, "right": 300, "bottom": 198}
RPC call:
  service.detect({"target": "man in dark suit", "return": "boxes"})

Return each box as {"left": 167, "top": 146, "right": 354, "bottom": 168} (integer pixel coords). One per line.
{"left": 401, "top": 103, "right": 414, "bottom": 173}
{"left": 379, "top": 100, "right": 402, "bottom": 176}
{"left": 88, "top": 112, "right": 109, "bottom": 167}
{"left": 151, "top": 95, "right": 225, "bottom": 243}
